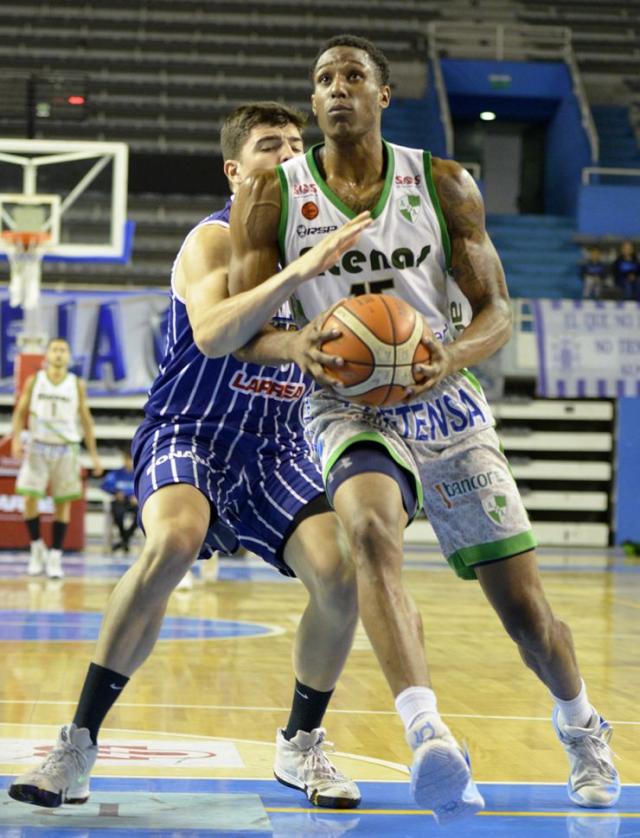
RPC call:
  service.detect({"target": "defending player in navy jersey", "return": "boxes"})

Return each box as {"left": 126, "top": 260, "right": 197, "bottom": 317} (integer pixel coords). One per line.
{"left": 10, "top": 102, "right": 371, "bottom": 811}
{"left": 227, "top": 37, "right": 621, "bottom": 823}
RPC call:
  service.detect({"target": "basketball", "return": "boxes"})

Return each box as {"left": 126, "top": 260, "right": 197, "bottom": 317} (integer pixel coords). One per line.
{"left": 321, "top": 294, "right": 431, "bottom": 407}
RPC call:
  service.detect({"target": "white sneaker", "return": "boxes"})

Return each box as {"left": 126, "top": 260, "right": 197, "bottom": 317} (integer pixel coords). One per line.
{"left": 553, "top": 707, "right": 621, "bottom": 808}
{"left": 274, "top": 728, "right": 361, "bottom": 809}
{"left": 46, "top": 548, "right": 64, "bottom": 579}
{"left": 176, "top": 569, "right": 194, "bottom": 590}
{"left": 28, "top": 540, "right": 46, "bottom": 576}
{"left": 9, "top": 724, "right": 98, "bottom": 808}
{"left": 407, "top": 714, "right": 485, "bottom": 823}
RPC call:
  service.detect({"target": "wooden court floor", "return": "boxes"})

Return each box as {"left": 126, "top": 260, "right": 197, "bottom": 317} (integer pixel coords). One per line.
{"left": 0, "top": 545, "right": 638, "bottom": 836}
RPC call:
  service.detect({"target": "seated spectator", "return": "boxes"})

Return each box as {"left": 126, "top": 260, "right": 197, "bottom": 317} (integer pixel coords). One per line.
{"left": 580, "top": 246, "right": 609, "bottom": 299}
{"left": 101, "top": 449, "right": 137, "bottom": 553}
{"left": 612, "top": 241, "right": 639, "bottom": 301}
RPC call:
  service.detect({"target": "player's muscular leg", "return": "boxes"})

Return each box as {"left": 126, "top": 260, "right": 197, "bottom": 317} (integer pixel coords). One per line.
{"left": 333, "top": 473, "right": 429, "bottom": 694}
{"left": 284, "top": 511, "right": 358, "bottom": 692}
{"left": 94, "top": 484, "right": 210, "bottom": 676}
{"left": 53, "top": 500, "right": 71, "bottom": 524}
{"left": 476, "top": 551, "right": 581, "bottom": 699}
{"left": 24, "top": 496, "right": 39, "bottom": 519}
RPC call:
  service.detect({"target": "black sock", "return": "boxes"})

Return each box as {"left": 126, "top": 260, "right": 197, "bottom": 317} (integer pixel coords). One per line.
{"left": 72, "top": 662, "right": 130, "bottom": 744}
{"left": 25, "top": 516, "right": 40, "bottom": 542}
{"left": 283, "top": 679, "right": 334, "bottom": 740}
{"left": 52, "top": 520, "right": 68, "bottom": 551}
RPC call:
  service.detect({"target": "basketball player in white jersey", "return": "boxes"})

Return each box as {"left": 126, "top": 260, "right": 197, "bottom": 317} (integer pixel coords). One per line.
{"left": 11, "top": 337, "right": 103, "bottom": 579}
{"left": 227, "top": 35, "right": 620, "bottom": 823}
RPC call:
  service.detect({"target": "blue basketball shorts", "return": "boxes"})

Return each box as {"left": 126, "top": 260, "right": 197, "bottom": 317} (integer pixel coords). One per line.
{"left": 132, "top": 417, "right": 327, "bottom": 575}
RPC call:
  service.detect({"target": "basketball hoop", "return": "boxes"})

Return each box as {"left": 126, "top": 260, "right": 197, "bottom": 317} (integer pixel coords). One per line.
{"left": 1, "top": 229, "right": 51, "bottom": 312}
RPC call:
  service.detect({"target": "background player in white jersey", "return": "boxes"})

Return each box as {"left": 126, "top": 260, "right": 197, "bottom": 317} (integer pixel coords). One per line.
{"left": 227, "top": 36, "right": 620, "bottom": 823}
{"left": 10, "top": 103, "right": 370, "bottom": 811}
{"left": 11, "top": 337, "right": 103, "bottom": 579}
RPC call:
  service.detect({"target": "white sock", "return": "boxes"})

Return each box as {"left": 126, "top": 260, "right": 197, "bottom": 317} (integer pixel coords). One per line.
{"left": 395, "top": 686, "right": 440, "bottom": 733}
{"left": 553, "top": 680, "right": 593, "bottom": 728}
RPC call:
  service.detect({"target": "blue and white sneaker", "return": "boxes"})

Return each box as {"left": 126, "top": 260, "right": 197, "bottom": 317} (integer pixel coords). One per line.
{"left": 407, "top": 714, "right": 485, "bottom": 823}
{"left": 553, "top": 707, "right": 621, "bottom": 808}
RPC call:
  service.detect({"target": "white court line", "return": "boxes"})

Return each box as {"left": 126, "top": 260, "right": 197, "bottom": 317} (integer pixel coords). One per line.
{"left": 4, "top": 723, "right": 640, "bottom": 785}
{"left": 0, "top": 723, "right": 411, "bottom": 776}
{"left": 0, "top": 704, "right": 638, "bottom": 725}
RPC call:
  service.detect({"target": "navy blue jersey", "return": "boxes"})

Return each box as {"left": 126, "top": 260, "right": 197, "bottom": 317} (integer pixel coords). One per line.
{"left": 144, "top": 198, "right": 311, "bottom": 438}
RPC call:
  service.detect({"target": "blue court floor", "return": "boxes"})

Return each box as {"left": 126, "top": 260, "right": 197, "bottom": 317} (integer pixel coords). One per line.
{"left": 0, "top": 777, "right": 637, "bottom": 837}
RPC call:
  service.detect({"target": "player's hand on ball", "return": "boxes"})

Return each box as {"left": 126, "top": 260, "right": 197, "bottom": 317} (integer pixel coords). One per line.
{"left": 289, "top": 312, "right": 345, "bottom": 390}
{"left": 402, "top": 334, "right": 452, "bottom": 402}
{"left": 295, "top": 212, "right": 371, "bottom": 282}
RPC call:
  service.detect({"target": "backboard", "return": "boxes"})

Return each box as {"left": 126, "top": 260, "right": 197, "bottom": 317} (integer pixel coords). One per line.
{"left": 0, "top": 138, "right": 132, "bottom": 263}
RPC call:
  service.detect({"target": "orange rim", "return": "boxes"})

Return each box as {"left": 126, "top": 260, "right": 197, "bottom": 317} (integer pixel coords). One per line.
{"left": 1, "top": 230, "right": 51, "bottom": 248}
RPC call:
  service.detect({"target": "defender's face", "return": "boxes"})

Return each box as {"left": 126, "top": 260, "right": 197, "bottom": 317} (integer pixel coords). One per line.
{"left": 311, "top": 46, "right": 390, "bottom": 140}
{"left": 621, "top": 242, "right": 634, "bottom": 258}
{"left": 46, "top": 341, "right": 71, "bottom": 370}
{"left": 227, "top": 123, "right": 304, "bottom": 188}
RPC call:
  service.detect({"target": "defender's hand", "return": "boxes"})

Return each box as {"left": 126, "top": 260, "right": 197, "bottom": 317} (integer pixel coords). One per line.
{"left": 289, "top": 312, "right": 346, "bottom": 390}
{"left": 402, "top": 335, "right": 454, "bottom": 403}
{"left": 91, "top": 456, "right": 104, "bottom": 478}
{"left": 294, "top": 212, "right": 371, "bottom": 282}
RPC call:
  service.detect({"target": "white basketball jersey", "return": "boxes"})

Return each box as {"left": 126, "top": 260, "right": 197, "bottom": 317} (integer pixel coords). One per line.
{"left": 29, "top": 370, "right": 81, "bottom": 444}
{"left": 277, "top": 141, "right": 471, "bottom": 341}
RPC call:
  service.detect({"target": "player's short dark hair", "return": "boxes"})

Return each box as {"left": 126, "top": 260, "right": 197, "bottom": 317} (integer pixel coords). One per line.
{"left": 311, "top": 34, "right": 391, "bottom": 86}
{"left": 220, "top": 102, "right": 307, "bottom": 160}
{"left": 47, "top": 337, "right": 70, "bottom": 349}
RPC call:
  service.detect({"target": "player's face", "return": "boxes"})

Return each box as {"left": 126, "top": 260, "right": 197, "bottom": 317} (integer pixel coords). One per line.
{"left": 311, "top": 47, "right": 390, "bottom": 140}
{"left": 46, "top": 340, "right": 71, "bottom": 370}
{"left": 227, "top": 123, "right": 304, "bottom": 189}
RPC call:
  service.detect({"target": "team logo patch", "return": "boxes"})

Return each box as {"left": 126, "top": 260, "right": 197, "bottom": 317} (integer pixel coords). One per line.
{"left": 398, "top": 194, "right": 421, "bottom": 223}
{"left": 301, "top": 201, "right": 319, "bottom": 220}
{"left": 482, "top": 494, "right": 508, "bottom": 525}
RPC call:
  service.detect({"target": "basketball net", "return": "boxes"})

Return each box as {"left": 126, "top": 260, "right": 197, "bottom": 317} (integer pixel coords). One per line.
{"left": 3, "top": 231, "right": 49, "bottom": 311}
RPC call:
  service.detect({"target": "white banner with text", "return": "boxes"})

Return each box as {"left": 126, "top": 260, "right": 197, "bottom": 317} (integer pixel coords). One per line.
{"left": 532, "top": 299, "right": 640, "bottom": 398}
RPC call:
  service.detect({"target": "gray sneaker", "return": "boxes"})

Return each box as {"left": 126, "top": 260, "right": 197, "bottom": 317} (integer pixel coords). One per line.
{"left": 274, "top": 728, "right": 361, "bottom": 809}
{"left": 408, "top": 714, "right": 485, "bottom": 823}
{"left": 553, "top": 708, "right": 621, "bottom": 808}
{"left": 9, "top": 724, "right": 97, "bottom": 808}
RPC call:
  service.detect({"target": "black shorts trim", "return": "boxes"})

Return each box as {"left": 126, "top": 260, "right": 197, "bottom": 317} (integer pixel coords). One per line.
{"left": 277, "top": 492, "right": 332, "bottom": 564}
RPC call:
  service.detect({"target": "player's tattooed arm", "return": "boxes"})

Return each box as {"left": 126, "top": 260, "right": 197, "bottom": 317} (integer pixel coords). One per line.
{"left": 434, "top": 160, "right": 511, "bottom": 368}
{"left": 403, "top": 161, "right": 511, "bottom": 401}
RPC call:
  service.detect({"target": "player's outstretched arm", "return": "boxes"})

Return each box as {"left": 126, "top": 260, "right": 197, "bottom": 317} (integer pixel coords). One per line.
{"left": 10, "top": 374, "right": 35, "bottom": 460}
{"left": 183, "top": 205, "right": 369, "bottom": 359}
{"left": 77, "top": 378, "right": 103, "bottom": 476}
{"left": 405, "top": 160, "right": 512, "bottom": 400}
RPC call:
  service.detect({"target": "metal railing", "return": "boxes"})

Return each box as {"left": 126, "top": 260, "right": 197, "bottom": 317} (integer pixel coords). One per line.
{"left": 582, "top": 167, "right": 640, "bottom": 184}
{"left": 427, "top": 30, "right": 454, "bottom": 158}
{"left": 427, "top": 22, "right": 599, "bottom": 164}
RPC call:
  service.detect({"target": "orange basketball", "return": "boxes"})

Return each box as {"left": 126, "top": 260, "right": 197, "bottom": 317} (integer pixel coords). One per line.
{"left": 321, "top": 294, "right": 431, "bottom": 407}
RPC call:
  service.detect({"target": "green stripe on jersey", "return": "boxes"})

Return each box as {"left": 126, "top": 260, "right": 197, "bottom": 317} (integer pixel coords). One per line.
{"left": 423, "top": 151, "right": 451, "bottom": 271}
{"left": 276, "top": 165, "right": 290, "bottom": 265}
{"left": 447, "top": 530, "right": 538, "bottom": 580}
{"left": 306, "top": 141, "right": 396, "bottom": 220}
